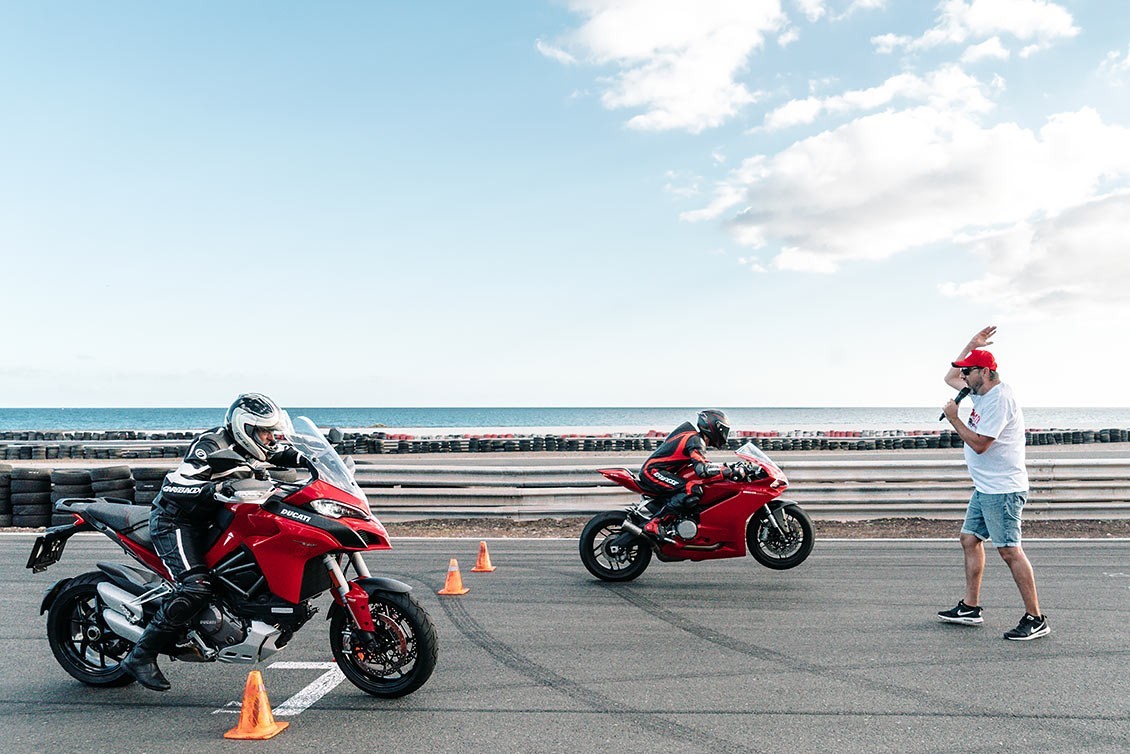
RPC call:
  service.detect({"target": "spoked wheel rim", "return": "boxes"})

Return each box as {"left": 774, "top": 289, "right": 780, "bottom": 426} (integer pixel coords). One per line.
{"left": 59, "top": 590, "right": 131, "bottom": 677}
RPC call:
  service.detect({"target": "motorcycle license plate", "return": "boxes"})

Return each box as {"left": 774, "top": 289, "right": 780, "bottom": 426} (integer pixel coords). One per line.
{"left": 26, "top": 535, "right": 67, "bottom": 573}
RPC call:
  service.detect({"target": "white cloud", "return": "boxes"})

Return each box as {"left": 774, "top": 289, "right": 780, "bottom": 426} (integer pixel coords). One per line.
{"left": 663, "top": 169, "right": 702, "bottom": 197}
{"left": 737, "top": 255, "right": 769, "bottom": 273}
{"left": 832, "top": 0, "right": 887, "bottom": 22}
{"left": 535, "top": 38, "right": 577, "bottom": 65}
{"left": 1100, "top": 46, "right": 1130, "bottom": 84}
{"left": 690, "top": 106, "right": 1130, "bottom": 274}
{"left": 777, "top": 27, "right": 801, "bottom": 47}
{"left": 794, "top": 0, "right": 826, "bottom": 23}
{"left": 941, "top": 191, "right": 1130, "bottom": 313}
{"left": 546, "top": 0, "right": 787, "bottom": 132}
{"left": 960, "top": 36, "right": 1010, "bottom": 63}
{"left": 874, "top": 0, "right": 1078, "bottom": 54}
{"left": 762, "top": 65, "right": 995, "bottom": 131}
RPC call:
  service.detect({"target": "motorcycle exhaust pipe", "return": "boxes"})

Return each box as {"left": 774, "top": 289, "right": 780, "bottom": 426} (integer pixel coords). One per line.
{"left": 96, "top": 583, "right": 144, "bottom": 624}
{"left": 620, "top": 520, "right": 644, "bottom": 537}
{"left": 102, "top": 609, "right": 144, "bottom": 643}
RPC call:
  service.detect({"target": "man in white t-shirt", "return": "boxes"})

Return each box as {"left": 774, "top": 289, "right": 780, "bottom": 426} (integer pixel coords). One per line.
{"left": 937, "top": 325, "right": 1049, "bottom": 641}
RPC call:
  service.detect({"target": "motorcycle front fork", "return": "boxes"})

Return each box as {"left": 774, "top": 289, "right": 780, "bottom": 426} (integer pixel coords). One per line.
{"left": 324, "top": 554, "right": 377, "bottom": 635}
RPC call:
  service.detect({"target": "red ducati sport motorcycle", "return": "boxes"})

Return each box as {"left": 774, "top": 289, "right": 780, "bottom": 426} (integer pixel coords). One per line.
{"left": 26, "top": 415, "right": 436, "bottom": 697}
{"left": 579, "top": 441, "right": 814, "bottom": 581}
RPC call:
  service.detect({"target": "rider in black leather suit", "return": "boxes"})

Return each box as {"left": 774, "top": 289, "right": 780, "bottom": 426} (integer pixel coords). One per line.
{"left": 120, "top": 393, "right": 305, "bottom": 691}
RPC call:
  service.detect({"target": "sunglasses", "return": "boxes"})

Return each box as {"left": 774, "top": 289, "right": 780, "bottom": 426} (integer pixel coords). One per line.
{"left": 960, "top": 367, "right": 983, "bottom": 375}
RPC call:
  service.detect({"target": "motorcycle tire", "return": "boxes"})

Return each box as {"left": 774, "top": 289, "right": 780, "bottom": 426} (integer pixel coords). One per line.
{"left": 46, "top": 572, "right": 136, "bottom": 687}
{"left": 746, "top": 503, "right": 815, "bottom": 570}
{"left": 579, "top": 510, "right": 652, "bottom": 582}
{"left": 328, "top": 590, "right": 437, "bottom": 698}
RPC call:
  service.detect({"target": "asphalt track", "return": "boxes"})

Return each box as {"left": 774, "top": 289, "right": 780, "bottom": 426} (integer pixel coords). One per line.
{"left": 1, "top": 534, "right": 1128, "bottom": 753}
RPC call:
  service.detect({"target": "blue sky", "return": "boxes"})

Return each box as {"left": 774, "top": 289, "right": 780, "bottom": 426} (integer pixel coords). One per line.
{"left": 2, "top": 1, "right": 1128, "bottom": 408}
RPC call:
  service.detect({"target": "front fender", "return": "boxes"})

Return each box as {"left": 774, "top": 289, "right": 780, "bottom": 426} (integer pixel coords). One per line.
{"left": 327, "top": 577, "right": 413, "bottom": 632}
{"left": 354, "top": 576, "right": 413, "bottom": 595}
{"left": 40, "top": 577, "right": 73, "bottom": 615}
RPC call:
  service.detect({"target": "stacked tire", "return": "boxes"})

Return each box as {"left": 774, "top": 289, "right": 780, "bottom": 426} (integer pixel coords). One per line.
{"left": 50, "top": 468, "right": 94, "bottom": 526}
{"left": 90, "top": 466, "right": 135, "bottom": 503}
{"left": 131, "top": 467, "right": 170, "bottom": 506}
{"left": 0, "top": 464, "right": 12, "bottom": 527}
{"left": 11, "top": 468, "right": 52, "bottom": 528}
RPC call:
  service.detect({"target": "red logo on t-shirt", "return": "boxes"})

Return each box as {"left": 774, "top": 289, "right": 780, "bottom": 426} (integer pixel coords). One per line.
{"left": 967, "top": 409, "right": 980, "bottom": 431}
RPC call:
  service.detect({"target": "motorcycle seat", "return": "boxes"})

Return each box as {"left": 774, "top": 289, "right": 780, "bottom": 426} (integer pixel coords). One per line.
{"left": 56, "top": 500, "right": 152, "bottom": 547}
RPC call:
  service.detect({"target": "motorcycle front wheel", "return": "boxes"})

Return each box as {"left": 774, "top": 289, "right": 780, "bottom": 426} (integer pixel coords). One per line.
{"left": 746, "top": 503, "right": 815, "bottom": 570}
{"left": 47, "top": 572, "right": 136, "bottom": 687}
{"left": 329, "top": 590, "right": 437, "bottom": 698}
{"left": 579, "top": 510, "right": 652, "bottom": 582}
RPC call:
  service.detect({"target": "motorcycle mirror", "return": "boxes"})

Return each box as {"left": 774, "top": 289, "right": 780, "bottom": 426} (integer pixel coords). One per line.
{"left": 343, "top": 456, "right": 356, "bottom": 473}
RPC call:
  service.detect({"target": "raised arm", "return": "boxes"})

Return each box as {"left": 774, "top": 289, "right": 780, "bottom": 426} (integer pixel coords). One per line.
{"left": 944, "top": 325, "right": 996, "bottom": 390}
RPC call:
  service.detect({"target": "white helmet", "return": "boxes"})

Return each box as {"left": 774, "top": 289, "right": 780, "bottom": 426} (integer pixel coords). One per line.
{"left": 224, "top": 393, "right": 288, "bottom": 461}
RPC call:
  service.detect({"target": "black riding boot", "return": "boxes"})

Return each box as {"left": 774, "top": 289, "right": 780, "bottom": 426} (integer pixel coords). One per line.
{"left": 121, "top": 619, "right": 178, "bottom": 691}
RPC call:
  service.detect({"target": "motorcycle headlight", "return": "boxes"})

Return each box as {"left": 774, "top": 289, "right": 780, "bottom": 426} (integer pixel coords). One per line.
{"left": 308, "top": 499, "right": 369, "bottom": 520}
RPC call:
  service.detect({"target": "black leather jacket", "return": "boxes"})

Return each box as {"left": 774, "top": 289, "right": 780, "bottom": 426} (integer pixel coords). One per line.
{"left": 155, "top": 426, "right": 304, "bottom": 520}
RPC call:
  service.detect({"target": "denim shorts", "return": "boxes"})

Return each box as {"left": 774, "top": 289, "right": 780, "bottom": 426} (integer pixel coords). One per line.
{"left": 961, "top": 490, "right": 1027, "bottom": 548}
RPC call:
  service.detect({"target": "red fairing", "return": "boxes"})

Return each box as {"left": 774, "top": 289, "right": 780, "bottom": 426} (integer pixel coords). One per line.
{"left": 117, "top": 534, "right": 172, "bottom": 580}
{"left": 657, "top": 472, "right": 786, "bottom": 561}
{"left": 599, "top": 468, "right": 645, "bottom": 493}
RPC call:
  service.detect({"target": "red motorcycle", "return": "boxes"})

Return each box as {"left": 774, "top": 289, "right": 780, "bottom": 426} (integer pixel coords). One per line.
{"left": 579, "top": 441, "right": 814, "bottom": 581}
{"left": 26, "top": 415, "right": 437, "bottom": 697}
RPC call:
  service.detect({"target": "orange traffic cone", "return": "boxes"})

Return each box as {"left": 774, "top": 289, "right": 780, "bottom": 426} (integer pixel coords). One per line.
{"left": 223, "top": 670, "right": 289, "bottom": 740}
{"left": 471, "top": 540, "right": 497, "bottom": 572}
{"left": 437, "top": 558, "right": 470, "bottom": 595}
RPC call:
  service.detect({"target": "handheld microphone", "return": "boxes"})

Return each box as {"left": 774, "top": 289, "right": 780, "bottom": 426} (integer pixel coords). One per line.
{"left": 939, "top": 387, "right": 971, "bottom": 421}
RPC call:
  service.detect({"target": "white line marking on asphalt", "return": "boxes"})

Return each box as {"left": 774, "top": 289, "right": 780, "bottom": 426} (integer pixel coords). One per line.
{"left": 270, "top": 662, "right": 346, "bottom": 717}
{"left": 212, "top": 662, "right": 345, "bottom": 716}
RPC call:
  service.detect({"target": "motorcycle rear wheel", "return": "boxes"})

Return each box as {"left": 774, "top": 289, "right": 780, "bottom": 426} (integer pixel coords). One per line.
{"left": 329, "top": 590, "right": 437, "bottom": 698}
{"left": 579, "top": 510, "right": 652, "bottom": 582}
{"left": 746, "top": 503, "right": 815, "bottom": 570}
{"left": 46, "top": 572, "right": 136, "bottom": 687}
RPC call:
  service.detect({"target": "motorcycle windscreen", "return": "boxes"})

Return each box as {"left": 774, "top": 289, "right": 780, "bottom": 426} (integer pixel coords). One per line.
{"left": 285, "top": 415, "right": 370, "bottom": 511}
{"left": 734, "top": 441, "right": 788, "bottom": 485}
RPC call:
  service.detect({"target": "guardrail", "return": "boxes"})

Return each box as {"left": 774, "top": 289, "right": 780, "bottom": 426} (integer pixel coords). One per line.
{"left": 353, "top": 458, "right": 1130, "bottom": 521}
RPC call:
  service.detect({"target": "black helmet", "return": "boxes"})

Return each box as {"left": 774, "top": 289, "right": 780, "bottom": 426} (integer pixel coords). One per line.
{"left": 696, "top": 409, "right": 731, "bottom": 449}
{"left": 224, "top": 393, "right": 288, "bottom": 461}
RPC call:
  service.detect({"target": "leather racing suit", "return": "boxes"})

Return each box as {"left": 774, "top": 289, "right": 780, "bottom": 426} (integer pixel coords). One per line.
{"left": 638, "top": 421, "right": 729, "bottom": 517}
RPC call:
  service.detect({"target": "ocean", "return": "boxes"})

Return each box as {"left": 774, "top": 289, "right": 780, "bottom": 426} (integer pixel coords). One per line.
{"left": 2, "top": 406, "right": 1129, "bottom": 434}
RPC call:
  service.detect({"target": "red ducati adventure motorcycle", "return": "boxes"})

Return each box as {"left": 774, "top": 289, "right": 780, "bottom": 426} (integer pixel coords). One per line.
{"left": 26, "top": 415, "right": 436, "bottom": 697}
{"left": 580, "top": 441, "right": 814, "bottom": 581}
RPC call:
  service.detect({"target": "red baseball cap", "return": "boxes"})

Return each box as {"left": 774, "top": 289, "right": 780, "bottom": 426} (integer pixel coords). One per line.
{"left": 952, "top": 349, "right": 997, "bottom": 370}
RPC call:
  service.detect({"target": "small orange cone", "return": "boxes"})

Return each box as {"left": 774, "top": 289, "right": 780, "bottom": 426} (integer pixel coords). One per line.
{"left": 471, "top": 540, "right": 497, "bottom": 572}
{"left": 437, "top": 557, "right": 470, "bottom": 595}
{"left": 223, "top": 670, "right": 289, "bottom": 740}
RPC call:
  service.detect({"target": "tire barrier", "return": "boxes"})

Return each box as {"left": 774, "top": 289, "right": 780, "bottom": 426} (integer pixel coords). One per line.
{"left": 2, "top": 427, "right": 1129, "bottom": 458}
{"left": 0, "top": 463, "right": 11, "bottom": 527}
{"left": 131, "top": 467, "right": 170, "bottom": 506}
{"left": 50, "top": 468, "right": 93, "bottom": 526}
{"left": 11, "top": 468, "right": 52, "bottom": 527}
